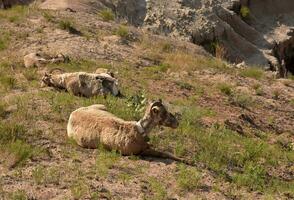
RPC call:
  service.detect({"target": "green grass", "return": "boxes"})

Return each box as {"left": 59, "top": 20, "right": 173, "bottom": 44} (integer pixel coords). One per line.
{"left": 0, "top": 75, "right": 16, "bottom": 91}
{"left": 0, "top": 103, "right": 6, "bottom": 118}
{"left": 70, "top": 180, "right": 89, "bottom": 200}
{"left": 176, "top": 164, "right": 201, "bottom": 191}
{"left": 32, "top": 166, "right": 60, "bottom": 185}
{"left": 9, "top": 190, "right": 28, "bottom": 200}
{"left": 240, "top": 67, "right": 264, "bottom": 80}
{"left": 58, "top": 19, "right": 80, "bottom": 34}
{"left": 95, "top": 147, "right": 120, "bottom": 177}
{"left": 0, "top": 5, "right": 30, "bottom": 23}
{"left": 47, "top": 59, "right": 97, "bottom": 72}
{"left": 0, "top": 122, "right": 41, "bottom": 167}
{"left": 290, "top": 99, "right": 294, "bottom": 107}
{"left": 147, "top": 177, "right": 167, "bottom": 200}
{"left": 99, "top": 9, "right": 115, "bottom": 22}
{"left": 0, "top": 31, "right": 11, "bottom": 51}
{"left": 153, "top": 102, "right": 294, "bottom": 195}
{"left": 42, "top": 11, "right": 54, "bottom": 22}
{"left": 5, "top": 140, "right": 37, "bottom": 167}
{"left": 23, "top": 68, "right": 38, "bottom": 81}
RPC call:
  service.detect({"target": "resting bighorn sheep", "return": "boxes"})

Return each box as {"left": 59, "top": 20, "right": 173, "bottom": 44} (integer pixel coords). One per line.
{"left": 24, "top": 53, "right": 68, "bottom": 68}
{"left": 42, "top": 70, "right": 120, "bottom": 97}
{"left": 67, "top": 100, "right": 188, "bottom": 163}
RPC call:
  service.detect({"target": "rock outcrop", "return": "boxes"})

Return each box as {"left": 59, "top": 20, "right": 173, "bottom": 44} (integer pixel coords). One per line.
{"left": 37, "top": 0, "right": 294, "bottom": 75}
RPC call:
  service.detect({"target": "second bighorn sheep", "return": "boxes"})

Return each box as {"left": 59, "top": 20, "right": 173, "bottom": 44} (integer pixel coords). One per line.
{"left": 24, "top": 53, "right": 69, "bottom": 68}
{"left": 42, "top": 70, "right": 120, "bottom": 97}
{"left": 67, "top": 100, "right": 184, "bottom": 162}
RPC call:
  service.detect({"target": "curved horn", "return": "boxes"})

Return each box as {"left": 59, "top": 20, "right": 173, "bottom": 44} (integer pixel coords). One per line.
{"left": 48, "top": 67, "right": 66, "bottom": 74}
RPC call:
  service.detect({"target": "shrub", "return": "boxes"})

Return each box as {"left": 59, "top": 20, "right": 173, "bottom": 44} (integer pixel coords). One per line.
{"left": 218, "top": 83, "right": 233, "bottom": 96}
{"left": 231, "top": 93, "right": 254, "bottom": 108}
{"left": 58, "top": 20, "right": 80, "bottom": 34}
{"left": 115, "top": 25, "right": 129, "bottom": 38}
{"left": 58, "top": 20, "right": 73, "bottom": 31}
{"left": 99, "top": 9, "right": 115, "bottom": 22}
{"left": 240, "top": 6, "right": 250, "bottom": 19}
{"left": 240, "top": 67, "right": 264, "bottom": 80}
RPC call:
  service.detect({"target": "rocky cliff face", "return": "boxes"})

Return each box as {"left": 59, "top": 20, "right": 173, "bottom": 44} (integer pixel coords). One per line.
{"left": 0, "top": 0, "right": 32, "bottom": 8}
{"left": 140, "top": 0, "right": 294, "bottom": 75}
{"left": 4, "top": 0, "right": 294, "bottom": 75}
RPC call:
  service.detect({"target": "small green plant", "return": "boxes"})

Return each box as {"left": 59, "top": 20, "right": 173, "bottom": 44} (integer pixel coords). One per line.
{"left": 70, "top": 181, "right": 89, "bottom": 200}
{"left": 240, "top": 67, "right": 264, "bottom": 80}
{"left": 23, "top": 68, "right": 38, "bottom": 81}
{"left": 0, "top": 103, "right": 6, "bottom": 118}
{"left": 58, "top": 19, "right": 80, "bottom": 34}
{"left": 10, "top": 190, "right": 28, "bottom": 200}
{"left": 6, "top": 140, "right": 36, "bottom": 167}
{"left": 233, "top": 162, "right": 266, "bottom": 191}
{"left": 58, "top": 20, "right": 73, "bottom": 31}
{"left": 175, "top": 81, "right": 194, "bottom": 91}
{"left": 32, "top": 166, "right": 46, "bottom": 185}
{"left": 42, "top": 12, "right": 54, "bottom": 22}
{"left": 0, "top": 5, "right": 29, "bottom": 24}
{"left": 99, "top": 9, "right": 115, "bottom": 22}
{"left": 147, "top": 177, "right": 167, "bottom": 200}
{"left": 161, "top": 42, "right": 173, "bottom": 53}
{"left": 127, "top": 92, "right": 147, "bottom": 114}
{"left": 240, "top": 6, "right": 250, "bottom": 19}
{"left": 218, "top": 83, "right": 233, "bottom": 96}
{"left": 0, "top": 123, "right": 25, "bottom": 144}
{"left": 0, "top": 32, "right": 10, "bottom": 51}
{"left": 115, "top": 25, "right": 129, "bottom": 39}
{"left": 176, "top": 164, "right": 201, "bottom": 191}
{"left": 0, "top": 75, "right": 16, "bottom": 90}
{"left": 290, "top": 99, "right": 294, "bottom": 107}
{"left": 95, "top": 147, "right": 120, "bottom": 177}
{"left": 273, "top": 90, "right": 281, "bottom": 100}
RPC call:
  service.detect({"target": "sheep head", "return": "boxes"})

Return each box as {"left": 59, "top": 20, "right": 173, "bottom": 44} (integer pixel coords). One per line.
{"left": 41, "top": 73, "right": 54, "bottom": 87}
{"left": 147, "top": 99, "right": 179, "bottom": 129}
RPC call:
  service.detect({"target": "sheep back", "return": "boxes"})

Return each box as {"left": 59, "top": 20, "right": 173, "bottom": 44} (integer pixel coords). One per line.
{"left": 67, "top": 104, "right": 149, "bottom": 155}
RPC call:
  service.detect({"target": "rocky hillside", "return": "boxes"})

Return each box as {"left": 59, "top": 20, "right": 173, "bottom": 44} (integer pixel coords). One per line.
{"left": 0, "top": 1, "right": 293, "bottom": 200}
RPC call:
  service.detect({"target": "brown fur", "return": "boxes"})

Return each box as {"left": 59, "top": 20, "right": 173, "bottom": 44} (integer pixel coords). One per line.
{"left": 42, "top": 72, "right": 119, "bottom": 97}
{"left": 67, "top": 100, "right": 179, "bottom": 156}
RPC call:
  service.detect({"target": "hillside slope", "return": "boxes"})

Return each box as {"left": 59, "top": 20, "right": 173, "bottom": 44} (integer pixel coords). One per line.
{"left": 0, "top": 2, "right": 293, "bottom": 200}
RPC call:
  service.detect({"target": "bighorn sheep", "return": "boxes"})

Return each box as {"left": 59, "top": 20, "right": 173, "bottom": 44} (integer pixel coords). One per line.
{"left": 41, "top": 70, "right": 120, "bottom": 97}
{"left": 67, "top": 100, "right": 188, "bottom": 163}
{"left": 24, "top": 53, "right": 68, "bottom": 68}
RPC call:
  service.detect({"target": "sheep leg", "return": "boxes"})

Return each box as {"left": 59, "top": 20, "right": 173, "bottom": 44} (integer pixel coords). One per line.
{"left": 140, "top": 148, "right": 193, "bottom": 166}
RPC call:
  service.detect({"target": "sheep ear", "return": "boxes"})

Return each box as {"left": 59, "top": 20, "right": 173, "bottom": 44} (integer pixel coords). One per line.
{"left": 151, "top": 106, "right": 160, "bottom": 114}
